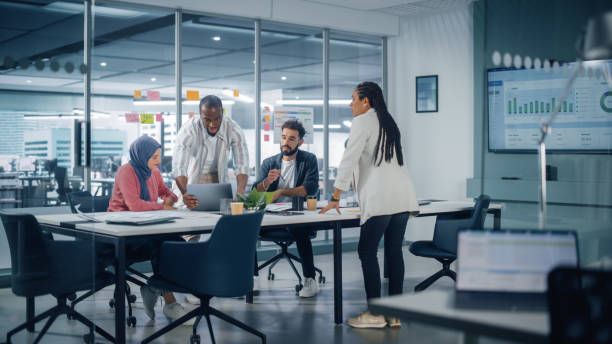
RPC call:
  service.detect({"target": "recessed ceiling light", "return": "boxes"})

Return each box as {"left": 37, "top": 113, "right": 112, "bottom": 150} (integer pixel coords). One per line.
{"left": 281, "top": 76, "right": 287, "bottom": 81}
{"left": 42, "top": 58, "right": 49, "bottom": 62}
{"left": 213, "top": 36, "right": 221, "bottom": 41}
{"left": 100, "top": 62, "right": 107, "bottom": 67}
{"left": 26, "top": 80, "right": 32, "bottom": 83}
{"left": 295, "top": 96, "right": 300, "bottom": 99}
{"left": 150, "top": 77, "right": 157, "bottom": 82}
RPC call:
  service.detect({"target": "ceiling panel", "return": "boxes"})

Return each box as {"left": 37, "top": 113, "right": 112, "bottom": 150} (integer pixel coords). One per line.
{"left": 187, "top": 51, "right": 254, "bottom": 69}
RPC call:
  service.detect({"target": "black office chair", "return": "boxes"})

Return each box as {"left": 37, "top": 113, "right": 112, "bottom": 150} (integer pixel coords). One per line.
{"left": 548, "top": 267, "right": 612, "bottom": 344}
{"left": 54, "top": 166, "right": 72, "bottom": 204}
{"left": 0, "top": 212, "right": 115, "bottom": 344}
{"left": 66, "top": 191, "right": 147, "bottom": 327}
{"left": 257, "top": 229, "right": 325, "bottom": 293}
{"left": 142, "top": 212, "right": 266, "bottom": 344}
{"left": 409, "top": 194, "right": 491, "bottom": 291}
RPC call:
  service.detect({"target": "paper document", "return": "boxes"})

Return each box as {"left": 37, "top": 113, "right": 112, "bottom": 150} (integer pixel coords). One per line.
{"left": 265, "top": 203, "right": 292, "bottom": 212}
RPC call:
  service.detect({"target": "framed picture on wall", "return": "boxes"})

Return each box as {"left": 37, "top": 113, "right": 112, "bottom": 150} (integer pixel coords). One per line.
{"left": 416, "top": 75, "right": 438, "bottom": 113}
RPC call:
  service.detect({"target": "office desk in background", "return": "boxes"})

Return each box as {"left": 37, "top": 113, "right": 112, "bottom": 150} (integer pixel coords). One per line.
{"left": 34, "top": 201, "right": 503, "bottom": 344}
{"left": 370, "top": 289, "right": 548, "bottom": 344}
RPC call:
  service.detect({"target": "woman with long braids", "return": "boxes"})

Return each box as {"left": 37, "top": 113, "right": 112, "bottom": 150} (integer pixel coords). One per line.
{"left": 320, "top": 81, "right": 418, "bottom": 328}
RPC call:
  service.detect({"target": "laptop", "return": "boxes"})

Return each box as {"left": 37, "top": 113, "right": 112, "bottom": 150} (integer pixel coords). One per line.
{"left": 454, "top": 229, "right": 579, "bottom": 311}
{"left": 186, "top": 183, "right": 233, "bottom": 211}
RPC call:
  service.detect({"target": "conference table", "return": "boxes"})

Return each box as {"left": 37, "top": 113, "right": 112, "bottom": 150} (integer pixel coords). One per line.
{"left": 369, "top": 289, "right": 548, "bottom": 344}
{"left": 33, "top": 201, "right": 502, "bottom": 343}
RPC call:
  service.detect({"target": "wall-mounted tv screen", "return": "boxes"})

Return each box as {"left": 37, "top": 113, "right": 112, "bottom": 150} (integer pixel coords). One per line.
{"left": 488, "top": 60, "right": 612, "bottom": 153}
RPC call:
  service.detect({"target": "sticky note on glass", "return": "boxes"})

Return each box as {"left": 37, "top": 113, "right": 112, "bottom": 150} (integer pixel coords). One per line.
{"left": 233, "top": 89, "right": 239, "bottom": 97}
{"left": 125, "top": 113, "right": 139, "bottom": 123}
{"left": 186, "top": 90, "right": 199, "bottom": 101}
{"left": 264, "top": 134, "right": 269, "bottom": 142}
{"left": 264, "top": 123, "right": 270, "bottom": 131}
{"left": 223, "top": 108, "right": 226, "bottom": 115}
{"left": 146, "top": 90, "right": 160, "bottom": 101}
{"left": 264, "top": 115, "right": 271, "bottom": 122}
{"left": 156, "top": 113, "right": 163, "bottom": 122}
{"left": 134, "top": 90, "right": 142, "bottom": 99}
{"left": 140, "top": 113, "right": 154, "bottom": 124}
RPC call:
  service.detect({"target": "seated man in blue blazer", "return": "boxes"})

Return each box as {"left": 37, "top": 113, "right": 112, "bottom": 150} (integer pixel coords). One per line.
{"left": 253, "top": 119, "right": 320, "bottom": 297}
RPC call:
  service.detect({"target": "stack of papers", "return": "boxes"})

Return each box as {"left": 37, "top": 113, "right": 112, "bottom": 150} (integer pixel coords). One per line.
{"left": 78, "top": 212, "right": 177, "bottom": 226}
{"left": 265, "top": 203, "right": 293, "bottom": 212}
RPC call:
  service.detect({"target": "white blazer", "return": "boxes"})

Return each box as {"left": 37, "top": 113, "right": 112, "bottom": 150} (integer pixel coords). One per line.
{"left": 334, "top": 108, "right": 419, "bottom": 225}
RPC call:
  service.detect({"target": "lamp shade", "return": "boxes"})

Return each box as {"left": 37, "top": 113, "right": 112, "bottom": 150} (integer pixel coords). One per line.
{"left": 582, "top": 11, "right": 612, "bottom": 60}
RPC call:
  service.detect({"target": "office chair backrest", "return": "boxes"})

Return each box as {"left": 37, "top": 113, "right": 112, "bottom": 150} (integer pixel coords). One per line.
{"left": 0, "top": 213, "right": 51, "bottom": 297}
{"left": 196, "top": 211, "right": 264, "bottom": 297}
{"left": 548, "top": 267, "right": 612, "bottom": 344}
{"left": 67, "top": 191, "right": 111, "bottom": 213}
{"left": 433, "top": 194, "right": 491, "bottom": 254}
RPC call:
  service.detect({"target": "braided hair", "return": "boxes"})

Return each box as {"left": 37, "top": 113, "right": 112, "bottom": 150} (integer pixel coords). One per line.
{"left": 355, "top": 81, "right": 404, "bottom": 166}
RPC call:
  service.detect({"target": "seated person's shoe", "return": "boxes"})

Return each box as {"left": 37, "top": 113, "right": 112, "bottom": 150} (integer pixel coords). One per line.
{"left": 298, "top": 277, "right": 319, "bottom": 298}
{"left": 140, "top": 285, "right": 160, "bottom": 320}
{"left": 185, "top": 294, "right": 200, "bottom": 305}
{"left": 347, "top": 310, "right": 387, "bottom": 329}
{"left": 387, "top": 316, "right": 401, "bottom": 328}
{"left": 163, "top": 302, "right": 195, "bottom": 326}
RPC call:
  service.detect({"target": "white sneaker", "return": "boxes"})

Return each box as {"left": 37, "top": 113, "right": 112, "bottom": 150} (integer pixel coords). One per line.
{"left": 253, "top": 276, "right": 259, "bottom": 294}
{"left": 163, "top": 302, "right": 195, "bottom": 326}
{"left": 185, "top": 294, "right": 200, "bottom": 305}
{"left": 299, "top": 277, "right": 319, "bottom": 298}
{"left": 140, "top": 285, "right": 160, "bottom": 320}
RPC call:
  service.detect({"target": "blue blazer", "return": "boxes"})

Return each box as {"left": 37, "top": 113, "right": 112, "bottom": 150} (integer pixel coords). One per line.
{"left": 253, "top": 150, "right": 319, "bottom": 196}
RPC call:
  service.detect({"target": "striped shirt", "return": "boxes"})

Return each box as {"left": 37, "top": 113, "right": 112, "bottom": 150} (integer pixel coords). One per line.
{"left": 172, "top": 116, "right": 249, "bottom": 197}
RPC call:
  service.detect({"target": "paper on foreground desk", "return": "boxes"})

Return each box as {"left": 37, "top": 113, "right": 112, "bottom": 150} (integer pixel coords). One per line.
{"left": 369, "top": 289, "right": 548, "bottom": 344}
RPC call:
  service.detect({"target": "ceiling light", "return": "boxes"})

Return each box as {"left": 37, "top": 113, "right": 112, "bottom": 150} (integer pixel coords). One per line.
{"left": 26, "top": 80, "right": 32, "bottom": 83}
{"left": 295, "top": 96, "right": 300, "bottom": 99}
{"left": 342, "top": 120, "right": 352, "bottom": 128}
{"left": 100, "top": 62, "right": 107, "bottom": 67}
{"left": 42, "top": 58, "right": 50, "bottom": 62}
{"left": 313, "top": 124, "right": 341, "bottom": 129}
{"left": 281, "top": 76, "right": 287, "bottom": 80}
{"left": 150, "top": 77, "right": 156, "bottom": 82}
{"left": 213, "top": 36, "right": 221, "bottom": 41}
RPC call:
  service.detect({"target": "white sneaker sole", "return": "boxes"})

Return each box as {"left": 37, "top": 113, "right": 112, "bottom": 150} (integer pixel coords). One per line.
{"left": 347, "top": 322, "right": 388, "bottom": 329}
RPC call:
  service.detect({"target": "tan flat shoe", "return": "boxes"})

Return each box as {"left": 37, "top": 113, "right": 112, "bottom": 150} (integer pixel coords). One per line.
{"left": 347, "top": 310, "right": 387, "bottom": 329}
{"left": 387, "top": 316, "right": 401, "bottom": 328}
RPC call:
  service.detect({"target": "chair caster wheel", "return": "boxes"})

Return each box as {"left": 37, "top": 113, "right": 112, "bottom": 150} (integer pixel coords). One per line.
{"left": 127, "top": 316, "right": 137, "bottom": 327}
{"left": 83, "top": 333, "right": 94, "bottom": 344}
{"left": 319, "top": 276, "right": 326, "bottom": 284}
{"left": 128, "top": 294, "right": 137, "bottom": 303}
{"left": 295, "top": 284, "right": 303, "bottom": 293}
{"left": 268, "top": 273, "right": 275, "bottom": 280}
{"left": 108, "top": 299, "right": 115, "bottom": 308}
{"left": 190, "top": 334, "right": 201, "bottom": 344}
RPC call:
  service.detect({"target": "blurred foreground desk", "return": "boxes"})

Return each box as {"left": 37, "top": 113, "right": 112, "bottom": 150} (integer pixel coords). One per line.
{"left": 370, "top": 289, "right": 548, "bottom": 344}
{"left": 34, "top": 201, "right": 502, "bottom": 343}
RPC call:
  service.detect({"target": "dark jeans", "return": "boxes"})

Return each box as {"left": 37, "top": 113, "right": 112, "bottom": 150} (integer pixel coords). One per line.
{"left": 288, "top": 228, "right": 316, "bottom": 279}
{"left": 358, "top": 212, "right": 410, "bottom": 301}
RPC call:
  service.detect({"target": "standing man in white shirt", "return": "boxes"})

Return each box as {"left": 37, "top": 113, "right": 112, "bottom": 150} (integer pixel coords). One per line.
{"left": 173, "top": 95, "right": 250, "bottom": 236}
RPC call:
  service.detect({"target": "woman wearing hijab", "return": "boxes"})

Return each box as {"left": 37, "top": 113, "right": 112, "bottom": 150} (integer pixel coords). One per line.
{"left": 320, "top": 82, "right": 419, "bottom": 329}
{"left": 108, "top": 135, "right": 194, "bottom": 325}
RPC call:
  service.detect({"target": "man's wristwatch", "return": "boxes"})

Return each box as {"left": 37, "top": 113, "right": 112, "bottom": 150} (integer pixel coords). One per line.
{"left": 330, "top": 196, "right": 340, "bottom": 202}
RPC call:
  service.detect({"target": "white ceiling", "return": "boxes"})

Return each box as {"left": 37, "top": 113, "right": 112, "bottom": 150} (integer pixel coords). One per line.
{"left": 301, "top": 0, "right": 474, "bottom": 16}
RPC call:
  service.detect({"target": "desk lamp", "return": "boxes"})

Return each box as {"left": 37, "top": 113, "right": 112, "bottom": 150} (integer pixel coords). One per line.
{"left": 537, "top": 11, "right": 612, "bottom": 229}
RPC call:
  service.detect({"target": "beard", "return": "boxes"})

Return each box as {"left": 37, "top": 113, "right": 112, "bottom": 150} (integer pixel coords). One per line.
{"left": 280, "top": 145, "right": 299, "bottom": 156}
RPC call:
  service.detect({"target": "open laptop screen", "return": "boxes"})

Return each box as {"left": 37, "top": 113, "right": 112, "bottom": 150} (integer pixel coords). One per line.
{"left": 456, "top": 230, "right": 578, "bottom": 293}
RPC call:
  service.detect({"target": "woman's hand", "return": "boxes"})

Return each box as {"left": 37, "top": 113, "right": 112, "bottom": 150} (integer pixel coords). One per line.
{"left": 182, "top": 194, "right": 199, "bottom": 210}
{"left": 319, "top": 200, "right": 341, "bottom": 214}
{"left": 163, "top": 197, "right": 176, "bottom": 210}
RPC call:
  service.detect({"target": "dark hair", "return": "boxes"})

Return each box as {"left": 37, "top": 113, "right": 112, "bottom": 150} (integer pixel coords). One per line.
{"left": 281, "top": 119, "right": 306, "bottom": 139}
{"left": 199, "top": 95, "right": 223, "bottom": 112}
{"left": 355, "top": 81, "right": 404, "bottom": 166}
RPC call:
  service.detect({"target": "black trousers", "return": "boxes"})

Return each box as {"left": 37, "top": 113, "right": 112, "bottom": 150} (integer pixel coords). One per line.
{"left": 358, "top": 212, "right": 410, "bottom": 301}
{"left": 288, "top": 228, "right": 316, "bottom": 279}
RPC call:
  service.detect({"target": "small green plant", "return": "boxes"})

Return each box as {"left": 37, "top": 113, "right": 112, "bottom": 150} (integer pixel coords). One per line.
{"left": 236, "top": 189, "right": 273, "bottom": 210}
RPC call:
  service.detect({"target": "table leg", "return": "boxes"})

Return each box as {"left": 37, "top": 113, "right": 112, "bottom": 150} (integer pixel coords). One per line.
{"left": 493, "top": 209, "right": 501, "bottom": 230}
{"left": 26, "top": 297, "right": 35, "bottom": 332}
{"left": 114, "top": 238, "right": 126, "bottom": 344}
{"left": 333, "top": 223, "right": 343, "bottom": 325}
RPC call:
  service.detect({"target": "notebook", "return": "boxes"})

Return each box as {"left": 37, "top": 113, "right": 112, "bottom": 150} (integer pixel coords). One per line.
{"left": 454, "top": 229, "right": 578, "bottom": 311}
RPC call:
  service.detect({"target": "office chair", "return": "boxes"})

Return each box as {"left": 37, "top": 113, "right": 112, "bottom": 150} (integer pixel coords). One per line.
{"left": 257, "top": 229, "right": 325, "bottom": 293}
{"left": 0, "top": 212, "right": 115, "bottom": 344}
{"left": 548, "top": 267, "right": 612, "bottom": 344}
{"left": 54, "top": 166, "right": 72, "bottom": 204}
{"left": 409, "top": 194, "right": 491, "bottom": 291}
{"left": 66, "top": 191, "right": 147, "bottom": 327}
{"left": 142, "top": 212, "right": 266, "bottom": 344}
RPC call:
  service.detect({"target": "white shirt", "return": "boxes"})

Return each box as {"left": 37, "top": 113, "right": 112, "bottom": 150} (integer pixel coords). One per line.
{"left": 201, "top": 134, "right": 219, "bottom": 174}
{"left": 277, "top": 159, "right": 296, "bottom": 203}
{"left": 334, "top": 108, "right": 419, "bottom": 225}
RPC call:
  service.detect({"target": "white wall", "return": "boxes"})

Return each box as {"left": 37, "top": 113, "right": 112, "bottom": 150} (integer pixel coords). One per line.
{"left": 113, "top": 0, "right": 399, "bottom": 36}
{"left": 388, "top": 5, "right": 474, "bottom": 202}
